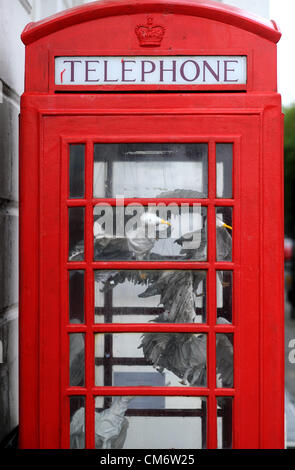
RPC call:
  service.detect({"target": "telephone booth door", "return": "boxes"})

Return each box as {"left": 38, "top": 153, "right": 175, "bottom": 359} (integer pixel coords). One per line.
{"left": 20, "top": 0, "right": 284, "bottom": 450}
{"left": 20, "top": 93, "right": 283, "bottom": 449}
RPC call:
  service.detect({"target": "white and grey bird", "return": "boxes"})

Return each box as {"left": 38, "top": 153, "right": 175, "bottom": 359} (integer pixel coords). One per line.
{"left": 70, "top": 397, "right": 134, "bottom": 449}
{"left": 126, "top": 212, "right": 171, "bottom": 260}
{"left": 93, "top": 211, "right": 171, "bottom": 261}
{"left": 175, "top": 213, "right": 232, "bottom": 261}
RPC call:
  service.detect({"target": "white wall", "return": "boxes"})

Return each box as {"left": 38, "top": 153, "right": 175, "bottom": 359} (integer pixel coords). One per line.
{"left": 31, "top": 0, "right": 94, "bottom": 21}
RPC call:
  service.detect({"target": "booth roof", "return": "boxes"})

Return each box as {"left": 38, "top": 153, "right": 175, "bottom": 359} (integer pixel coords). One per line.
{"left": 21, "top": 0, "right": 281, "bottom": 46}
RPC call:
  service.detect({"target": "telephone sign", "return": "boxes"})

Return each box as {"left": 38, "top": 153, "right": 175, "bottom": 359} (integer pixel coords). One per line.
{"left": 55, "top": 56, "right": 247, "bottom": 86}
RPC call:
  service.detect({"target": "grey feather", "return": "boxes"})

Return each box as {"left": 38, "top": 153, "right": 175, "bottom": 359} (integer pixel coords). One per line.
{"left": 70, "top": 397, "right": 134, "bottom": 450}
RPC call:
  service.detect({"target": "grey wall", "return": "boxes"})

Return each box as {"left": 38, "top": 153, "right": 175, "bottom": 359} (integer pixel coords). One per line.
{"left": 0, "top": 0, "right": 91, "bottom": 445}
{"left": 0, "top": 0, "right": 31, "bottom": 443}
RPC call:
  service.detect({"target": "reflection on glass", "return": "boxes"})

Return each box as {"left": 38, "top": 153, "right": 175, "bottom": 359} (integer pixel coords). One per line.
{"left": 95, "top": 270, "right": 207, "bottom": 324}
{"left": 216, "top": 333, "right": 233, "bottom": 388}
{"left": 69, "top": 207, "right": 85, "bottom": 261}
{"left": 216, "top": 207, "right": 232, "bottom": 262}
{"left": 70, "top": 333, "right": 85, "bottom": 387}
{"left": 69, "top": 144, "right": 85, "bottom": 199}
{"left": 93, "top": 396, "right": 206, "bottom": 449}
{"left": 217, "top": 271, "right": 233, "bottom": 324}
{"left": 70, "top": 396, "right": 85, "bottom": 449}
{"left": 95, "top": 333, "right": 207, "bottom": 388}
{"left": 216, "top": 144, "right": 233, "bottom": 199}
{"left": 93, "top": 143, "right": 208, "bottom": 199}
{"left": 217, "top": 397, "right": 233, "bottom": 449}
{"left": 93, "top": 205, "right": 207, "bottom": 262}
{"left": 69, "top": 271, "right": 85, "bottom": 324}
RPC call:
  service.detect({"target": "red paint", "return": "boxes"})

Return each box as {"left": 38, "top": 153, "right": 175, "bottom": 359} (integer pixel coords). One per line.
{"left": 135, "top": 16, "right": 166, "bottom": 47}
{"left": 21, "top": 0, "right": 281, "bottom": 46}
{"left": 60, "top": 68, "right": 66, "bottom": 83}
{"left": 19, "top": 0, "right": 284, "bottom": 449}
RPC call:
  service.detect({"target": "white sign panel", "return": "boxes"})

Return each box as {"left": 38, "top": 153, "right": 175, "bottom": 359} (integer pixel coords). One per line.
{"left": 55, "top": 56, "right": 247, "bottom": 86}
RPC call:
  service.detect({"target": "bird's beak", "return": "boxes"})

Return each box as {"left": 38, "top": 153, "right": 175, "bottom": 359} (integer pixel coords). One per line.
{"left": 161, "top": 219, "right": 171, "bottom": 226}
{"left": 223, "top": 223, "right": 232, "bottom": 230}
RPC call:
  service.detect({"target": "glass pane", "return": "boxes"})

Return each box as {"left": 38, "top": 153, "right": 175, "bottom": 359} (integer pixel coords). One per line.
{"left": 216, "top": 333, "right": 233, "bottom": 388}
{"left": 216, "top": 207, "right": 232, "bottom": 262}
{"left": 217, "top": 397, "right": 233, "bottom": 449}
{"left": 216, "top": 144, "right": 233, "bottom": 199}
{"left": 217, "top": 271, "right": 233, "bottom": 324}
{"left": 70, "top": 333, "right": 85, "bottom": 387}
{"left": 94, "top": 396, "right": 206, "bottom": 449}
{"left": 94, "top": 205, "right": 207, "bottom": 261}
{"left": 93, "top": 143, "right": 208, "bottom": 198}
{"left": 69, "top": 271, "right": 85, "bottom": 324}
{"left": 95, "top": 333, "right": 207, "bottom": 387}
{"left": 95, "top": 270, "right": 207, "bottom": 324}
{"left": 69, "top": 207, "right": 85, "bottom": 261}
{"left": 70, "top": 396, "right": 85, "bottom": 449}
{"left": 69, "top": 144, "right": 85, "bottom": 199}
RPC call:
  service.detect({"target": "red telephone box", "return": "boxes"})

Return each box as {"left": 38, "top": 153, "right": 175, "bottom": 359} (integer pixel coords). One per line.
{"left": 19, "top": 0, "right": 284, "bottom": 449}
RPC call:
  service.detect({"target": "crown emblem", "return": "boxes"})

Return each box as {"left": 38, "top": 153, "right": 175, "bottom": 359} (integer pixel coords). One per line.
{"left": 135, "top": 17, "right": 165, "bottom": 47}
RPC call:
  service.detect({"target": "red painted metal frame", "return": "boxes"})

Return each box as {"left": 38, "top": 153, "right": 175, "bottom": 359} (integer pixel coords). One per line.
{"left": 60, "top": 134, "right": 237, "bottom": 449}
{"left": 19, "top": 0, "right": 284, "bottom": 451}
{"left": 22, "top": 0, "right": 279, "bottom": 93}
{"left": 19, "top": 93, "right": 284, "bottom": 449}
{"left": 21, "top": 0, "right": 281, "bottom": 46}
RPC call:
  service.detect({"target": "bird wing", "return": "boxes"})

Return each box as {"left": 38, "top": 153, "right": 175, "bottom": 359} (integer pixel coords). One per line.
{"left": 95, "top": 397, "right": 134, "bottom": 449}
{"left": 216, "top": 226, "right": 232, "bottom": 261}
{"left": 94, "top": 270, "right": 162, "bottom": 294}
{"left": 94, "top": 236, "right": 132, "bottom": 261}
{"left": 69, "top": 242, "right": 85, "bottom": 261}
{"left": 69, "top": 333, "right": 85, "bottom": 387}
{"left": 70, "top": 407, "right": 86, "bottom": 449}
{"left": 216, "top": 333, "right": 234, "bottom": 387}
{"left": 138, "top": 333, "right": 207, "bottom": 386}
{"left": 70, "top": 407, "right": 85, "bottom": 435}
{"left": 173, "top": 207, "right": 207, "bottom": 261}
{"left": 139, "top": 270, "right": 206, "bottom": 323}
